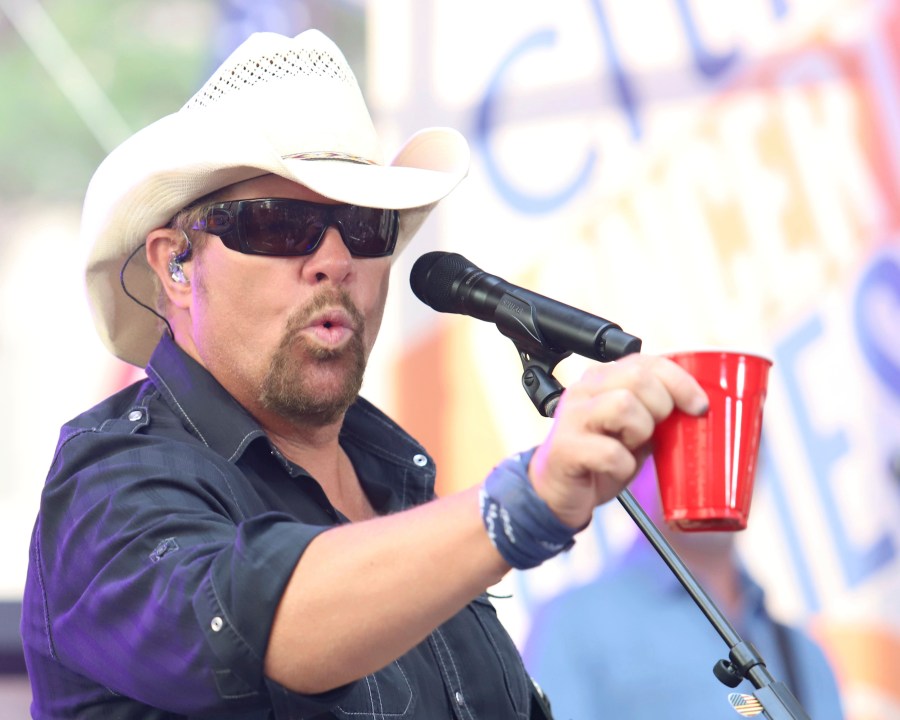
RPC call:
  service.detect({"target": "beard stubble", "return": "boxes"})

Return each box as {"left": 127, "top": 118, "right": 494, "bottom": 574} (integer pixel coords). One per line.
{"left": 259, "top": 288, "right": 367, "bottom": 427}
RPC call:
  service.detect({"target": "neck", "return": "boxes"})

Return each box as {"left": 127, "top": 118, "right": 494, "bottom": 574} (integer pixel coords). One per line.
{"left": 264, "top": 413, "right": 376, "bottom": 523}
{"left": 168, "top": 327, "right": 374, "bottom": 520}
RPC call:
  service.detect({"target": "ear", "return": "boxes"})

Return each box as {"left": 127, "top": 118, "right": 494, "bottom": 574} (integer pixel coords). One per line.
{"left": 146, "top": 228, "right": 193, "bottom": 309}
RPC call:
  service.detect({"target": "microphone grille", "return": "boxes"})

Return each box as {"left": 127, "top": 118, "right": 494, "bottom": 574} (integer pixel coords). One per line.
{"left": 409, "top": 251, "right": 471, "bottom": 312}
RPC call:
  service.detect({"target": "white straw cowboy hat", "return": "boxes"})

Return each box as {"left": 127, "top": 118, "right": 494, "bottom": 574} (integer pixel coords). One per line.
{"left": 82, "top": 29, "right": 470, "bottom": 367}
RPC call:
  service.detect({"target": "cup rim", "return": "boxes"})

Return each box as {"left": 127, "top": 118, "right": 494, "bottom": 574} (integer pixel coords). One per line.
{"left": 662, "top": 348, "right": 773, "bottom": 365}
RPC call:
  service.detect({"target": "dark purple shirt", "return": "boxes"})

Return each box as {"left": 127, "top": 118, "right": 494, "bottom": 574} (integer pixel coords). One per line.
{"left": 22, "top": 334, "right": 533, "bottom": 719}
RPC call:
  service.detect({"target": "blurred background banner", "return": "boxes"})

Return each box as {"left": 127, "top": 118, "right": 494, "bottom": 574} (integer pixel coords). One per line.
{"left": 368, "top": 0, "right": 900, "bottom": 717}
{"left": 1, "top": 0, "right": 898, "bottom": 718}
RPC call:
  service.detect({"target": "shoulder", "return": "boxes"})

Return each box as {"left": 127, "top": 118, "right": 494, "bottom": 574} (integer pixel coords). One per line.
{"left": 52, "top": 375, "right": 217, "bottom": 466}
{"left": 46, "top": 378, "right": 243, "bottom": 515}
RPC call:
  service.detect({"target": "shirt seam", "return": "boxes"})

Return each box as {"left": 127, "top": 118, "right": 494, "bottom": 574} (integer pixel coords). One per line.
{"left": 209, "top": 576, "right": 261, "bottom": 668}
{"left": 147, "top": 360, "right": 211, "bottom": 447}
{"left": 430, "top": 628, "right": 475, "bottom": 720}
{"left": 334, "top": 660, "right": 414, "bottom": 717}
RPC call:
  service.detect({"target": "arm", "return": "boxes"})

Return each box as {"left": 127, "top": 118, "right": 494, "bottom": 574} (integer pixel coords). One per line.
{"left": 264, "top": 353, "right": 708, "bottom": 693}
{"left": 33, "top": 433, "right": 316, "bottom": 716}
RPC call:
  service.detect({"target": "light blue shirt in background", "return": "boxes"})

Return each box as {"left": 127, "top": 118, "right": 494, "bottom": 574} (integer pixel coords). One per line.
{"left": 523, "top": 541, "right": 845, "bottom": 720}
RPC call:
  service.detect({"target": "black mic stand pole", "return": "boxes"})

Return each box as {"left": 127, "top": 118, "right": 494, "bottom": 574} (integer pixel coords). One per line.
{"left": 492, "top": 302, "right": 810, "bottom": 720}
{"left": 615, "top": 488, "right": 811, "bottom": 719}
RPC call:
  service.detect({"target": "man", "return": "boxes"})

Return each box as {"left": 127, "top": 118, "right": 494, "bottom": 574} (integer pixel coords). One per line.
{"left": 523, "top": 465, "right": 845, "bottom": 719}
{"left": 21, "top": 30, "right": 708, "bottom": 719}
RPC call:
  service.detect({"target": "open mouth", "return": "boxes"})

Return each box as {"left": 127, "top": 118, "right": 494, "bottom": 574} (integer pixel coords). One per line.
{"left": 302, "top": 308, "right": 356, "bottom": 346}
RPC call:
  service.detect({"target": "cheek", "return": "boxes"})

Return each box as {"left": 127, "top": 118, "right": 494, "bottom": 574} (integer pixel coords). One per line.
{"left": 191, "top": 260, "right": 285, "bottom": 349}
{"left": 363, "top": 268, "right": 391, "bottom": 349}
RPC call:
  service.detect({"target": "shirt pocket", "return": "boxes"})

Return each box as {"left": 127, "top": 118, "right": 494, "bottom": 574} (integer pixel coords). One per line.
{"left": 330, "top": 659, "right": 415, "bottom": 719}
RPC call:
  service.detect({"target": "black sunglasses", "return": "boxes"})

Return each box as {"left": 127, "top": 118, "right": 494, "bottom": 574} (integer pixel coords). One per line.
{"left": 194, "top": 198, "right": 400, "bottom": 258}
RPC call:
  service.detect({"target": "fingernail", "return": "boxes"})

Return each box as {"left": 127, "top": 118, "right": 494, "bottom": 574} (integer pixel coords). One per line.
{"left": 691, "top": 396, "right": 709, "bottom": 416}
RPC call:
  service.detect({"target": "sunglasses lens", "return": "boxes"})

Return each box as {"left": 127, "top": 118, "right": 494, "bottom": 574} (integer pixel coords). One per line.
{"left": 237, "top": 201, "right": 321, "bottom": 256}
{"left": 337, "top": 206, "right": 399, "bottom": 257}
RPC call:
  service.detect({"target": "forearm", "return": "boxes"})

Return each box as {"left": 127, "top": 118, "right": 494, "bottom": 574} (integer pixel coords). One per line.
{"left": 264, "top": 485, "right": 509, "bottom": 693}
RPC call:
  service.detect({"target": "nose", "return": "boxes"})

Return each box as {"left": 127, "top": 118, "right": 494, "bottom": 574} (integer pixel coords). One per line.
{"left": 302, "top": 226, "right": 353, "bottom": 284}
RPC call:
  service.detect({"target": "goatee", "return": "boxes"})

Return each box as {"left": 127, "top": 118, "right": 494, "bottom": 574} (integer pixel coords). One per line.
{"left": 259, "top": 289, "right": 367, "bottom": 426}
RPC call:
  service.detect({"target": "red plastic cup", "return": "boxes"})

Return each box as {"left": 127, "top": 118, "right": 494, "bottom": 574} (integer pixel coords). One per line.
{"left": 652, "top": 350, "right": 773, "bottom": 532}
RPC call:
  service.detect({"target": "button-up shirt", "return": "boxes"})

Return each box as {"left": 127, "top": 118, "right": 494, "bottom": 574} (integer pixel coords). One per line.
{"left": 22, "top": 334, "right": 533, "bottom": 719}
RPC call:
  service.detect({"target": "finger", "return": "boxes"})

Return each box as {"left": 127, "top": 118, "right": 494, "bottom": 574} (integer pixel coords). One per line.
{"left": 572, "top": 355, "right": 708, "bottom": 420}
{"left": 539, "top": 388, "right": 647, "bottom": 488}
{"left": 581, "top": 388, "right": 657, "bottom": 451}
{"left": 650, "top": 357, "right": 709, "bottom": 416}
{"left": 531, "top": 432, "right": 639, "bottom": 527}
{"left": 547, "top": 429, "right": 639, "bottom": 485}
{"left": 565, "top": 359, "right": 675, "bottom": 425}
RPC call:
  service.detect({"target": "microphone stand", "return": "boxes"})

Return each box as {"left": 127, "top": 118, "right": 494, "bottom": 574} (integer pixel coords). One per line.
{"left": 616, "top": 489, "right": 811, "bottom": 720}
{"left": 494, "top": 304, "right": 810, "bottom": 719}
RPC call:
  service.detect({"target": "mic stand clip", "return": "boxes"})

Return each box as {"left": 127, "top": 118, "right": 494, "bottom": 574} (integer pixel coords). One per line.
{"left": 521, "top": 362, "right": 567, "bottom": 420}
{"left": 492, "top": 291, "right": 571, "bottom": 418}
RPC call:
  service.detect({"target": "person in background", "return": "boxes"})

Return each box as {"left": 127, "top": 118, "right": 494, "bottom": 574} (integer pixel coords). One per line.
{"left": 522, "top": 463, "right": 846, "bottom": 719}
{"left": 20, "top": 29, "right": 709, "bottom": 719}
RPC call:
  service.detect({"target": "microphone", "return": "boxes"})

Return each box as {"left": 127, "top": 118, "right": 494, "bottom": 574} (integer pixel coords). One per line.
{"left": 409, "top": 251, "right": 641, "bottom": 362}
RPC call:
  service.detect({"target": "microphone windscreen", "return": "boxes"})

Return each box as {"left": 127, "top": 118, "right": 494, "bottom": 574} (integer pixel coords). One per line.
{"left": 409, "top": 251, "right": 473, "bottom": 312}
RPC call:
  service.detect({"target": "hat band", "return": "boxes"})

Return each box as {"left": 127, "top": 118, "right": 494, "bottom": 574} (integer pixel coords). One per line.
{"left": 282, "top": 151, "right": 377, "bottom": 165}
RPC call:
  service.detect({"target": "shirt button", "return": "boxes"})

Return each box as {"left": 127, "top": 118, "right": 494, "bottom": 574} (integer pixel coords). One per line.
{"left": 455, "top": 691, "right": 465, "bottom": 705}
{"left": 128, "top": 410, "right": 142, "bottom": 422}
{"left": 413, "top": 454, "right": 428, "bottom": 467}
{"left": 210, "top": 617, "right": 223, "bottom": 632}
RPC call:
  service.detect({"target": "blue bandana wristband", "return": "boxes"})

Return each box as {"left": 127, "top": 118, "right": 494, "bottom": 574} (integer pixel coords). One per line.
{"left": 479, "top": 449, "right": 578, "bottom": 570}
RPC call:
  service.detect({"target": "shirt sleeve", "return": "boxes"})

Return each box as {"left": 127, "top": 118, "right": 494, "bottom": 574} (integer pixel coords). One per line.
{"left": 33, "top": 427, "right": 343, "bottom": 717}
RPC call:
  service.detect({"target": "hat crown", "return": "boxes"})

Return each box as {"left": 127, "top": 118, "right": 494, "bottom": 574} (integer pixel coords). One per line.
{"left": 183, "top": 30, "right": 356, "bottom": 112}
{"left": 180, "top": 30, "right": 381, "bottom": 163}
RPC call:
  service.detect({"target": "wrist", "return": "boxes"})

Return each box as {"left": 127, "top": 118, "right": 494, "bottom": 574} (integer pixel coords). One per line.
{"left": 479, "top": 449, "right": 579, "bottom": 570}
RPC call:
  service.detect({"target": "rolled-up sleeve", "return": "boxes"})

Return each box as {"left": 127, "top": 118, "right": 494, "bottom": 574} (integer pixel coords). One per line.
{"left": 34, "top": 429, "right": 341, "bottom": 717}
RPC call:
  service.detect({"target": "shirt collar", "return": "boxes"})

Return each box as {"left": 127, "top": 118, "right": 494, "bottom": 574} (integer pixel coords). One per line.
{"left": 145, "top": 333, "right": 266, "bottom": 462}
{"left": 340, "top": 397, "right": 437, "bottom": 509}
{"left": 143, "top": 334, "right": 437, "bottom": 506}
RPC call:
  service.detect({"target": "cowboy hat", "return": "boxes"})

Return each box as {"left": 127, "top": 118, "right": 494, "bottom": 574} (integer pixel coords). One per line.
{"left": 82, "top": 29, "right": 470, "bottom": 367}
